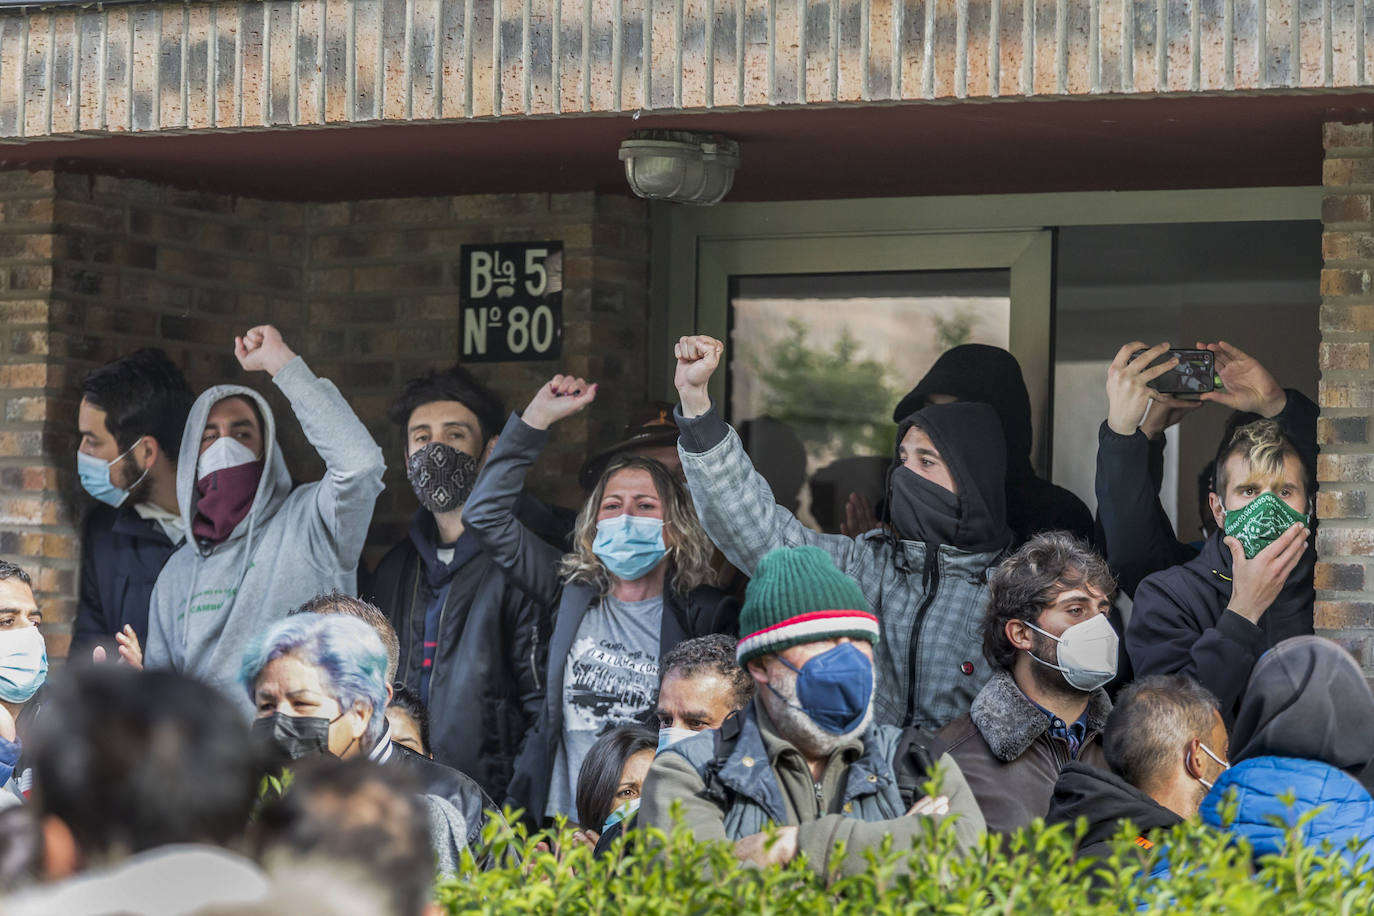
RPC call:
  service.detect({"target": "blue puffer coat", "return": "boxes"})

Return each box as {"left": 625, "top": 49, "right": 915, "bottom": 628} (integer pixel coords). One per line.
{"left": 1200, "top": 756, "right": 1374, "bottom": 869}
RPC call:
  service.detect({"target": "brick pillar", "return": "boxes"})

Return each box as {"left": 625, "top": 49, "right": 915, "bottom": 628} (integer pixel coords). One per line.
{"left": 0, "top": 170, "right": 80, "bottom": 657}
{"left": 1318, "top": 122, "right": 1374, "bottom": 675}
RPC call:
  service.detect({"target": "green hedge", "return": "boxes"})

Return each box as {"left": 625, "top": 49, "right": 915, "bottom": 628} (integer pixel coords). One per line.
{"left": 436, "top": 802, "right": 1373, "bottom": 915}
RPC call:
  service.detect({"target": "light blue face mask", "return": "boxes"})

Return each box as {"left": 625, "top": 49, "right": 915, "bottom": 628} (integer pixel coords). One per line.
{"left": 77, "top": 443, "right": 148, "bottom": 508}
{"left": 602, "top": 798, "right": 641, "bottom": 833}
{"left": 657, "top": 726, "right": 697, "bottom": 754}
{"left": 0, "top": 626, "right": 47, "bottom": 704}
{"left": 593, "top": 514, "right": 668, "bottom": 581}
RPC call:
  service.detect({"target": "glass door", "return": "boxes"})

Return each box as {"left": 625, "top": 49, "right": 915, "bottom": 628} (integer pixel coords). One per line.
{"left": 683, "top": 230, "right": 1055, "bottom": 487}
{"left": 728, "top": 269, "right": 1012, "bottom": 530}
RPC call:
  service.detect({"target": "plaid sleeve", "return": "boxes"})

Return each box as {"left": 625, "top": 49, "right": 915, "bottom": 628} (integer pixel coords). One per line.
{"left": 678, "top": 420, "right": 858, "bottom": 577}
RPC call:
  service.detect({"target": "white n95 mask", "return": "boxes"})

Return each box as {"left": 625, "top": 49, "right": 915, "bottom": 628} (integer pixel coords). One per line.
{"left": 1024, "top": 613, "right": 1119, "bottom": 692}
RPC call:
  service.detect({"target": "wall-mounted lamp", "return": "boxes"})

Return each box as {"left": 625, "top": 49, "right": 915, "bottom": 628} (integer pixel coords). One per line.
{"left": 618, "top": 130, "right": 740, "bottom": 206}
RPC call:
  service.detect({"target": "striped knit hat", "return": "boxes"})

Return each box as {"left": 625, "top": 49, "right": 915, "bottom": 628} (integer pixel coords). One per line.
{"left": 736, "top": 546, "right": 880, "bottom": 665}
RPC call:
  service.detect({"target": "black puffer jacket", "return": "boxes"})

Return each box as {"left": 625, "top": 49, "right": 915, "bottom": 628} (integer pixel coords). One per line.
{"left": 367, "top": 508, "right": 553, "bottom": 802}
{"left": 893, "top": 344, "right": 1094, "bottom": 546}
{"left": 383, "top": 741, "right": 499, "bottom": 861}
{"left": 464, "top": 413, "right": 739, "bottom": 825}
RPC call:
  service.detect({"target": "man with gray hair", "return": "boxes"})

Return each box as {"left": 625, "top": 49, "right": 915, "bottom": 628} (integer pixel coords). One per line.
{"left": 1046, "top": 674, "right": 1229, "bottom": 860}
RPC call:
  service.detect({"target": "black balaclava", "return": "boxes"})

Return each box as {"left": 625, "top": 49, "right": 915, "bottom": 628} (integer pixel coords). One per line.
{"left": 892, "top": 344, "right": 1035, "bottom": 484}
{"left": 889, "top": 401, "right": 1011, "bottom": 554}
{"left": 1230, "top": 635, "right": 1374, "bottom": 775}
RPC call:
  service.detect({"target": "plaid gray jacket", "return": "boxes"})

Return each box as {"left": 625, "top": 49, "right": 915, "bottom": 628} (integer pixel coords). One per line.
{"left": 679, "top": 412, "right": 1004, "bottom": 730}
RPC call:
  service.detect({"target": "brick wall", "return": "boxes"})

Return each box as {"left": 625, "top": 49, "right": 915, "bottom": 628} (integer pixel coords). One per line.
{"left": 1318, "top": 122, "right": 1374, "bottom": 676}
{"left": 304, "top": 192, "right": 651, "bottom": 562}
{"left": 0, "top": 167, "right": 650, "bottom": 655}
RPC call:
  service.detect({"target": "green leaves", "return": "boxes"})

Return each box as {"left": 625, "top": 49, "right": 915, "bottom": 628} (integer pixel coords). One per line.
{"left": 433, "top": 807, "right": 1370, "bottom": 915}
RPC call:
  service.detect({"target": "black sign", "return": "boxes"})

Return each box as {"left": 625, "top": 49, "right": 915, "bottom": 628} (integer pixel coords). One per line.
{"left": 460, "top": 242, "right": 563, "bottom": 362}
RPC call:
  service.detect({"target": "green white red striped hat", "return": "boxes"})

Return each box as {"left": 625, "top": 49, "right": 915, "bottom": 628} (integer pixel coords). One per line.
{"left": 735, "top": 546, "right": 879, "bottom": 665}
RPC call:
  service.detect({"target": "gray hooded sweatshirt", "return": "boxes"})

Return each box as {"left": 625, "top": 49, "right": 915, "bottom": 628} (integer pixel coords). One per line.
{"left": 144, "top": 357, "right": 386, "bottom": 712}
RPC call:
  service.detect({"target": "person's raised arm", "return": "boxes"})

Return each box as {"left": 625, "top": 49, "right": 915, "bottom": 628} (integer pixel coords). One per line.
{"left": 1200, "top": 340, "right": 1318, "bottom": 472}
{"left": 1095, "top": 342, "right": 1204, "bottom": 596}
{"left": 463, "top": 375, "right": 596, "bottom": 604}
{"left": 236, "top": 325, "right": 386, "bottom": 570}
{"left": 672, "top": 336, "right": 857, "bottom": 576}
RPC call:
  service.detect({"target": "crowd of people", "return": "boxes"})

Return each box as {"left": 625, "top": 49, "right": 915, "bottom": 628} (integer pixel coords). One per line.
{"left": 0, "top": 323, "right": 1367, "bottom": 914}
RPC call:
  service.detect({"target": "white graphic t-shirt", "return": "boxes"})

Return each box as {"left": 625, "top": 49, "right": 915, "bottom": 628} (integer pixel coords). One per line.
{"left": 545, "top": 593, "right": 663, "bottom": 823}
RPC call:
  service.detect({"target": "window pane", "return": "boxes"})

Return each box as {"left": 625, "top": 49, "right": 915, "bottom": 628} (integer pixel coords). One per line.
{"left": 728, "top": 269, "right": 1011, "bottom": 531}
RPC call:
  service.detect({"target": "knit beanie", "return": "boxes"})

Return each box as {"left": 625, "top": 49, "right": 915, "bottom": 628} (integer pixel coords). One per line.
{"left": 736, "top": 546, "right": 879, "bottom": 665}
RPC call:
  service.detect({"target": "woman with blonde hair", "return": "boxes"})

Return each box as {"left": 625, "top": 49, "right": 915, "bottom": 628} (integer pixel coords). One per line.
{"left": 463, "top": 374, "right": 736, "bottom": 831}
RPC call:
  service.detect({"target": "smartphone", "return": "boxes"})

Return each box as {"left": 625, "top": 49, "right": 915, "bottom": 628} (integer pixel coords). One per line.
{"left": 1131, "top": 348, "right": 1216, "bottom": 394}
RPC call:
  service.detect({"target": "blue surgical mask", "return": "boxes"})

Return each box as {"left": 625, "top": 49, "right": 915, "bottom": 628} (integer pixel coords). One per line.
{"left": 77, "top": 443, "right": 148, "bottom": 508}
{"left": 770, "top": 642, "right": 874, "bottom": 735}
{"left": 592, "top": 515, "right": 668, "bottom": 581}
{"left": 0, "top": 626, "right": 47, "bottom": 704}
{"left": 657, "top": 726, "right": 698, "bottom": 754}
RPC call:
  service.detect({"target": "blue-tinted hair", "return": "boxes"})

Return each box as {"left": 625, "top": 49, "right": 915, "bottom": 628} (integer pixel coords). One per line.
{"left": 240, "top": 613, "right": 390, "bottom": 748}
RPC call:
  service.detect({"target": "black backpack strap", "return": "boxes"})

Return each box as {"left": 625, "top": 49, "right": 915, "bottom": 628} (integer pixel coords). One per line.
{"left": 700, "top": 711, "right": 743, "bottom": 806}
{"left": 892, "top": 725, "right": 938, "bottom": 809}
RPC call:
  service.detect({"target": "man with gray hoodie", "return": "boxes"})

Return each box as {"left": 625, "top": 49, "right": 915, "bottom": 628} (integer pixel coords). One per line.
{"left": 144, "top": 325, "right": 386, "bottom": 712}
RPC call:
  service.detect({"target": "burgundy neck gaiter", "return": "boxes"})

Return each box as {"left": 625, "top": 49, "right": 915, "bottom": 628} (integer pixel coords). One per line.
{"left": 192, "top": 461, "right": 265, "bottom": 544}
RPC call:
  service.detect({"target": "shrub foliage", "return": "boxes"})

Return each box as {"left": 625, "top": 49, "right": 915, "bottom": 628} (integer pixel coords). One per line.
{"left": 436, "top": 802, "right": 1374, "bottom": 916}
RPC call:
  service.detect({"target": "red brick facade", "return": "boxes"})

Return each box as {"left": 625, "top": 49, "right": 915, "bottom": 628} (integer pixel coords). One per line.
{"left": 0, "top": 168, "right": 649, "bottom": 655}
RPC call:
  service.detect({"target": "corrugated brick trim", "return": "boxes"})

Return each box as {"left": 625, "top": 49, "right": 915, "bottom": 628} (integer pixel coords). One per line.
{"left": 1, "top": 0, "right": 1373, "bottom": 140}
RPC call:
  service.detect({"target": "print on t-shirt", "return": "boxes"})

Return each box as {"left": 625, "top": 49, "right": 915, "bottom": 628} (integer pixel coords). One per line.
{"left": 564, "top": 635, "right": 659, "bottom": 730}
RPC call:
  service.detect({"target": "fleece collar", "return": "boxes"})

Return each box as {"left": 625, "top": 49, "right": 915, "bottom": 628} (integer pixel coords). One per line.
{"left": 970, "top": 670, "right": 1112, "bottom": 762}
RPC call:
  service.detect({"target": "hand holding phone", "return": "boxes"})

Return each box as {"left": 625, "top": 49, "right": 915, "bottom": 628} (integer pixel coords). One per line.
{"left": 1131, "top": 348, "right": 1215, "bottom": 394}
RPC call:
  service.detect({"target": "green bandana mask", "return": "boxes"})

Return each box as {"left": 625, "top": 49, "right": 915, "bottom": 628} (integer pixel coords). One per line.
{"left": 1223, "top": 492, "right": 1309, "bottom": 559}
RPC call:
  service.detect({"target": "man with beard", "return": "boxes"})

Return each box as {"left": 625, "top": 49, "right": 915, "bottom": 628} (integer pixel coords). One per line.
{"left": 640, "top": 546, "right": 985, "bottom": 876}
{"left": 932, "top": 533, "right": 1117, "bottom": 836}
{"left": 672, "top": 336, "right": 1013, "bottom": 731}
{"left": 75, "top": 349, "right": 194, "bottom": 660}
{"left": 1047, "top": 674, "right": 1228, "bottom": 864}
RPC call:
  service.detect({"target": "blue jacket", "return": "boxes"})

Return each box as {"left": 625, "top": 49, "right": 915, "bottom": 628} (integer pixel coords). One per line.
{"left": 74, "top": 505, "right": 179, "bottom": 657}
{"left": 1201, "top": 756, "right": 1374, "bottom": 869}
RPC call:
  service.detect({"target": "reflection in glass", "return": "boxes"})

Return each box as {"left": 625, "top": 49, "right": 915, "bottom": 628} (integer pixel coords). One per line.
{"left": 729, "top": 270, "right": 1011, "bottom": 531}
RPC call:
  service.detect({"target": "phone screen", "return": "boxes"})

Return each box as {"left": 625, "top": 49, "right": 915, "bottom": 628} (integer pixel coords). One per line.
{"left": 1134, "top": 349, "right": 1215, "bottom": 394}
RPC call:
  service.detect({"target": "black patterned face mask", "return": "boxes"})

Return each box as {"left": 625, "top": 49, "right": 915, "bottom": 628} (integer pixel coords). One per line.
{"left": 406, "top": 442, "right": 479, "bottom": 514}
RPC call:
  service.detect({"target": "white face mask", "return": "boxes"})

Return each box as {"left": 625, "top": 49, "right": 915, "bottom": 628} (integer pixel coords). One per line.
{"left": 1024, "top": 613, "right": 1119, "bottom": 692}
{"left": 657, "top": 726, "right": 698, "bottom": 754}
{"left": 1193, "top": 742, "right": 1230, "bottom": 790}
{"left": 197, "top": 436, "right": 260, "bottom": 482}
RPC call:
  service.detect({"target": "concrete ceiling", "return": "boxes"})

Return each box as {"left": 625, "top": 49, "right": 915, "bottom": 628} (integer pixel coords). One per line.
{"left": 2, "top": 92, "right": 1373, "bottom": 202}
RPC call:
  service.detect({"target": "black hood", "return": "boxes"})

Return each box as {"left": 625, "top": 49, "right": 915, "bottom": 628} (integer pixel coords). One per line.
{"left": 1231, "top": 636, "right": 1374, "bottom": 774}
{"left": 894, "top": 401, "right": 1011, "bottom": 553}
{"left": 1047, "top": 761, "right": 1182, "bottom": 851}
{"left": 893, "top": 345, "right": 1035, "bottom": 481}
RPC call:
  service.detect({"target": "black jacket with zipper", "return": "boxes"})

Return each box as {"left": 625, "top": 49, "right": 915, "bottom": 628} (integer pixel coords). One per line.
{"left": 367, "top": 507, "right": 553, "bottom": 802}
{"left": 1095, "top": 389, "right": 1318, "bottom": 599}
{"left": 1125, "top": 527, "right": 1315, "bottom": 724}
{"left": 464, "top": 413, "right": 740, "bottom": 826}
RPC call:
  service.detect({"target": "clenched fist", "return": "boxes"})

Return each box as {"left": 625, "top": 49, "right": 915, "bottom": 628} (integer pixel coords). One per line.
{"left": 674, "top": 335, "right": 724, "bottom": 418}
